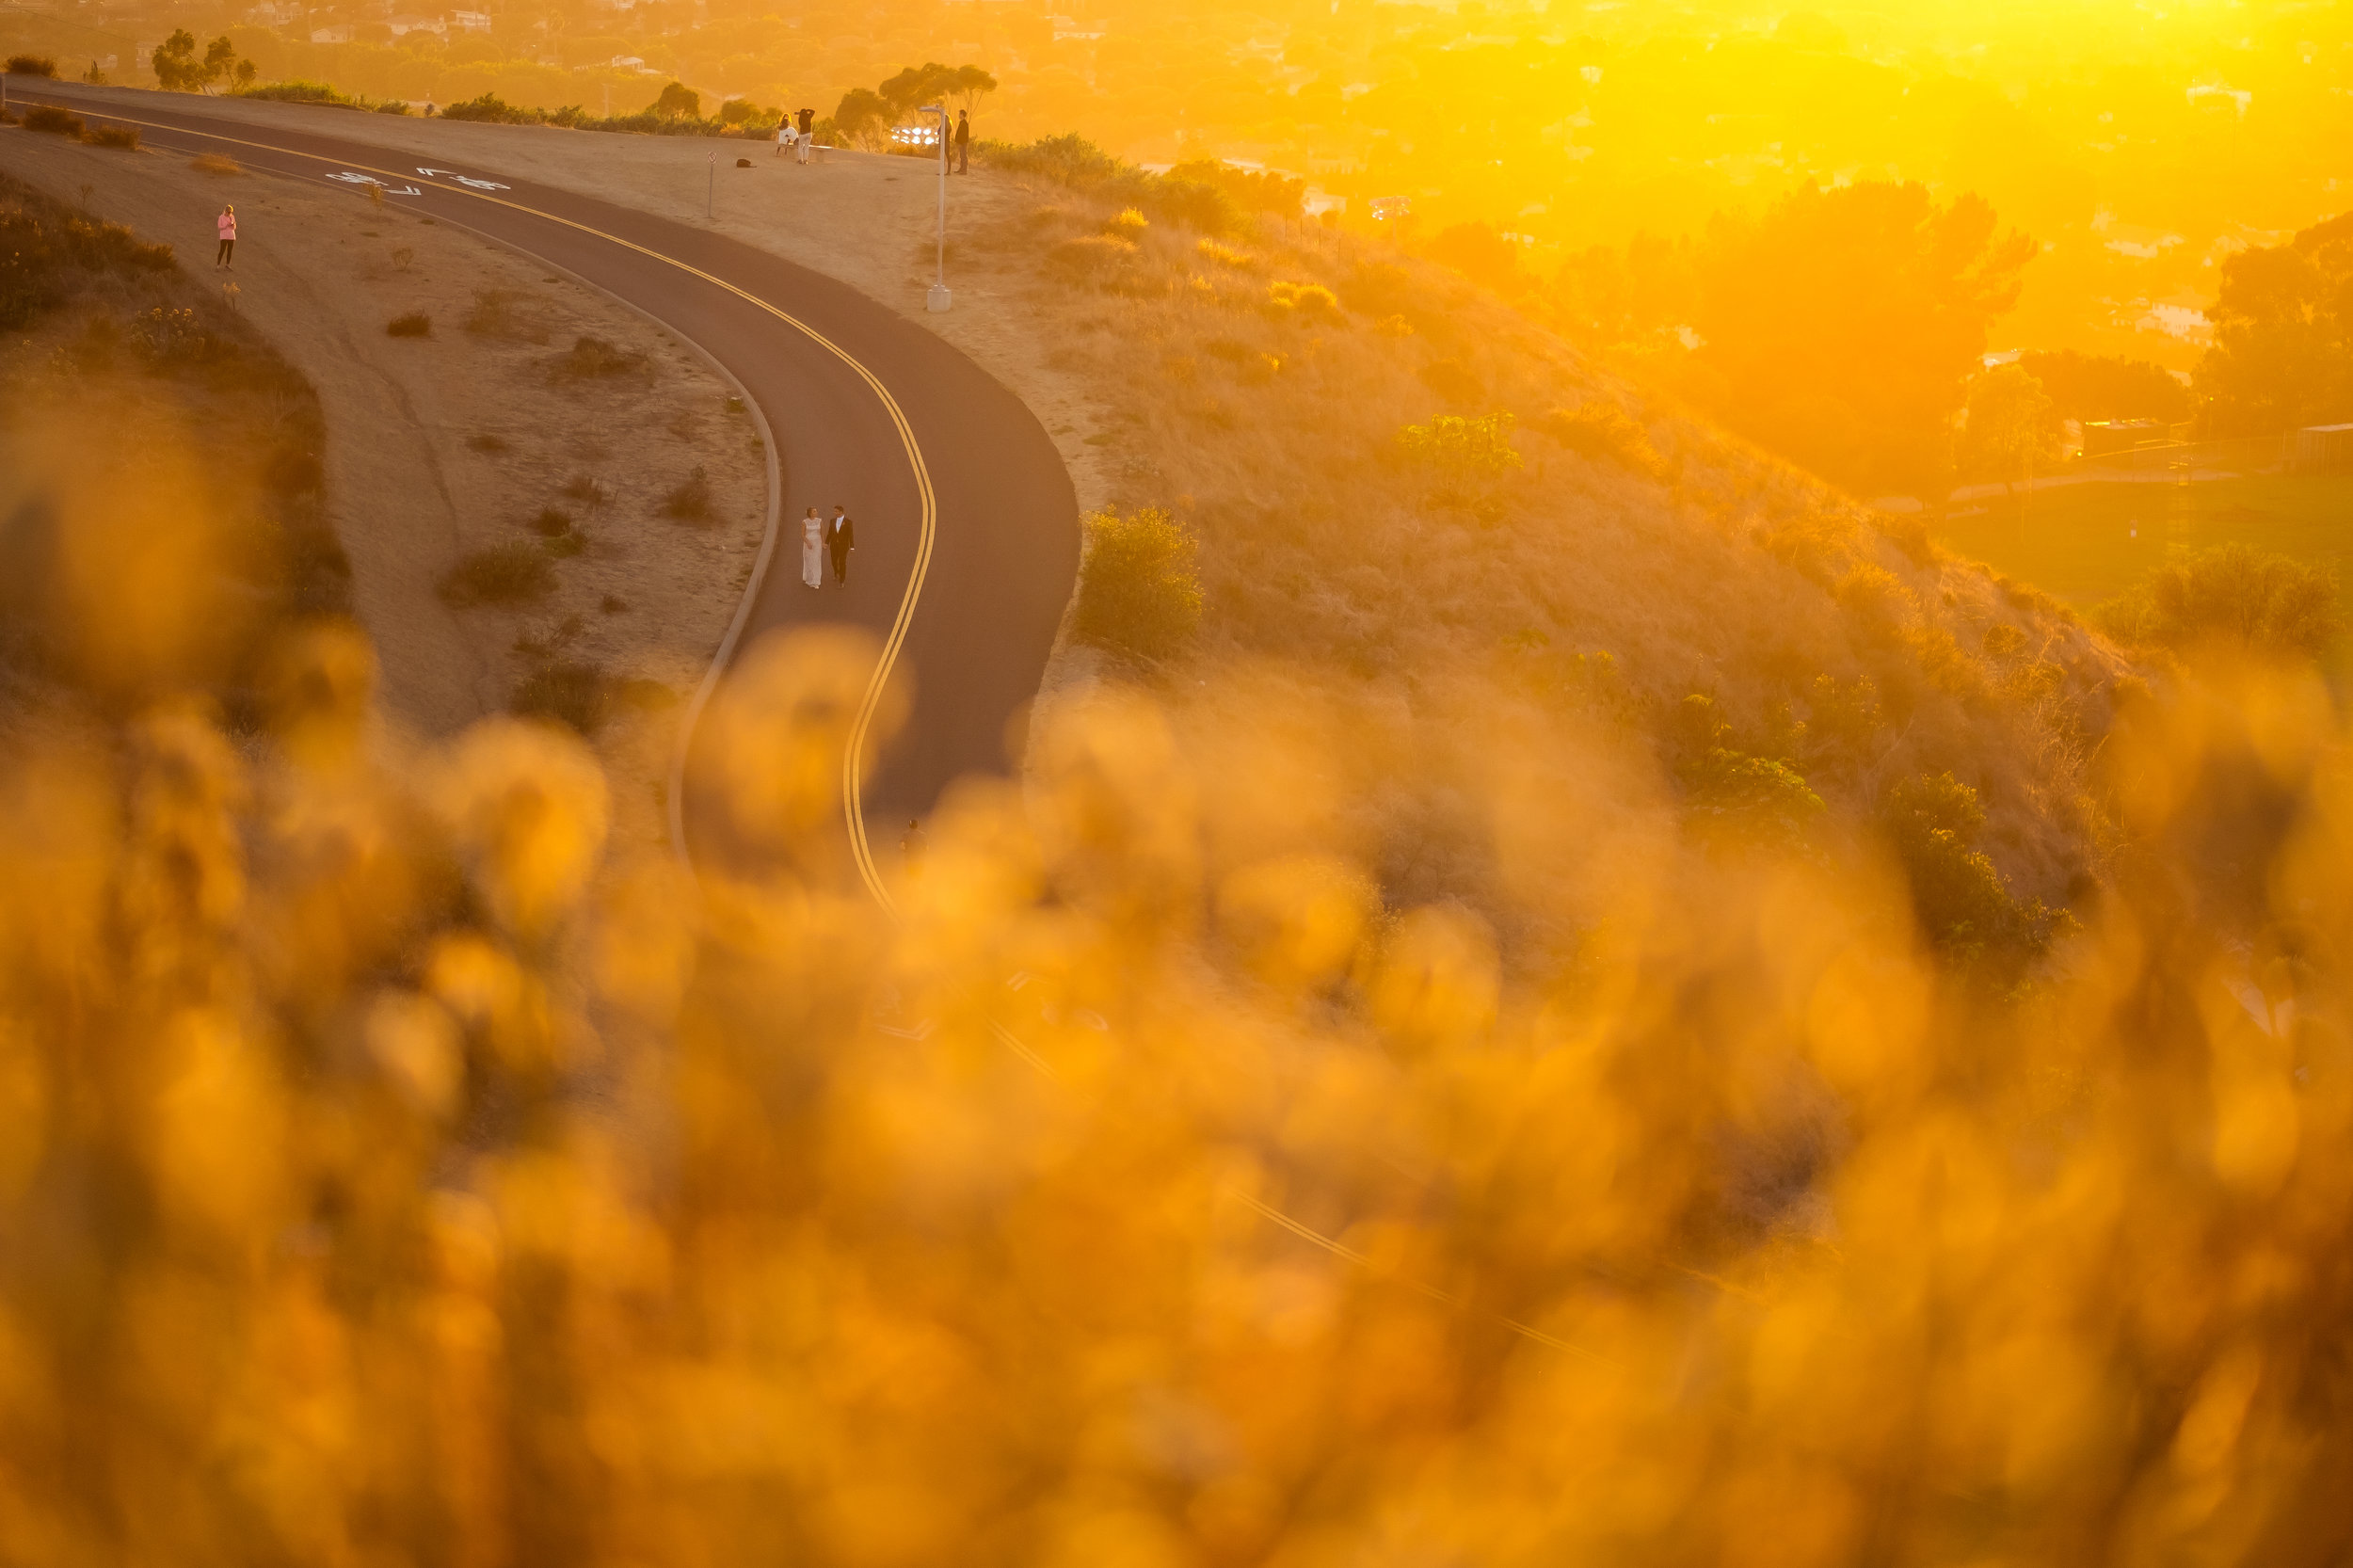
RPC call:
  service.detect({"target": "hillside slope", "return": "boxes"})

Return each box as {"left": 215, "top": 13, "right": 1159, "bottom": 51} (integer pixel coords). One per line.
{"left": 962, "top": 166, "right": 2126, "bottom": 960}
{"left": 26, "top": 90, "right": 2128, "bottom": 955}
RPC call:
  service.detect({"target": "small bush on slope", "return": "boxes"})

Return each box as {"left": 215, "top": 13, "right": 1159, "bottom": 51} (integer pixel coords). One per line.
{"left": 1881, "top": 771, "right": 2065, "bottom": 975}
{"left": 1537, "top": 401, "right": 1670, "bottom": 480}
{"left": 1074, "top": 505, "right": 1202, "bottom": 664}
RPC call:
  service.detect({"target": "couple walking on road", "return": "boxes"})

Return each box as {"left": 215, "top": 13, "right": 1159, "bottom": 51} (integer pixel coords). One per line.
{"left": 800, "top": 505, "right": 855, "bottom": 588}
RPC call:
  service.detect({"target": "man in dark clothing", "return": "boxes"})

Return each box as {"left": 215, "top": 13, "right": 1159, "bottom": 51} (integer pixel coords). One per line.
{"left": 953, "top": 109, "right": 970, "bottom": 174}
{"left": 827, "top": 505, "right": 855, "bottom": 584}
{"left": 795, "top": 106, "right": 815, "bottom": 164}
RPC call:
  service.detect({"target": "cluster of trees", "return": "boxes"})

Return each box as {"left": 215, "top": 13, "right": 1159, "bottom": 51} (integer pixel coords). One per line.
{"left": 1526, "top": 179, "right": 2306, "bottom": 501}
{"left": 831, "top": 61, "right": 996, "bottom": 151}
{"left": 152, "top": 30, "right": 255, "bottom": 92}
{"left": 1539, "top": 181, "right": 2038, "bottom": 500}
{"left": 2196, "top": 212, "right": 2353, "bottom": 437}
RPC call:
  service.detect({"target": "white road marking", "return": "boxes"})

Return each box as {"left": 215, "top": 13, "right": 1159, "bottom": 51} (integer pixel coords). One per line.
{"left": 416, "top": 167, "right": 511, "bottom": 190}
{"left": 326, "top": 171, "right": 423, "bottom": 196}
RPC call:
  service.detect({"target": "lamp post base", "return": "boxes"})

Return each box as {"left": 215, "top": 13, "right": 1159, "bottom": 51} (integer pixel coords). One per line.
{"left": 926, "top": 283, "right": 952, "bottom": 312}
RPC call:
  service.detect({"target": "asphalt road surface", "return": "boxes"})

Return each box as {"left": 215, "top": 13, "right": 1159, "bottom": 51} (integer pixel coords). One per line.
{"left": 7, "top": 78, "right": 1078, "bottom": 897}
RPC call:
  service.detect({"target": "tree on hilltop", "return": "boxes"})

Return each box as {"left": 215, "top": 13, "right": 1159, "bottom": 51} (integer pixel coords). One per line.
{"left": 1689, "top": 181, "right": 2036, "bottom": 502}
{"left": 2194, "top": 211, "right": 2353, "bottom": 435}
{"left": 832, "top": 88, "right": 890, "bottom": 149}
{"left": 653, "top": 80, "right": 700, "bottom": 119}
{"left": 878, "top": 62, "right": 957, "bottom": 119}
{"left": 1959, "top": 363, "right": 2057, "bottom": 510}
{"left": 949, "top": 65, "right": 998, "bottom": 116}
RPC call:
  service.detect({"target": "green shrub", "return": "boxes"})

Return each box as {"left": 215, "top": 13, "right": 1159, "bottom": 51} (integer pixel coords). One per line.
{"left": 1882, "top": 772, "right": 2063, "bottom": 968}
{"left": 5, "top": 55, "right": 57, "bottom": 77}
{"left": 128, "top": 306, "right": 224, "bottom": 364}
{"left": 440, "top": 93, "right": 539, "bottom": 124}
{"left": 1165, "top": 157, "right": 1305, "bottom": 221}
{"left": 1682, "top": 746, "right": 1827, "bottom": 841}
{"left": 438, "top": 543, "right": 554, "bottom": 607}
{"left": 1103, "top": 207, "right": 1149, "bottom": 242}
{"left": 2094, "top": 543, "right": 2343, "bottom": 664}
{"left": 1396, "top": 412, "right": 1523, "bottom": 483}
{"left": 661, "top": 468, "right": 712, "bottom": 523}
{"left": 234, "top": 80, "right": 357, "bottom": 105}
{"left": 1073, "top": 505, "right": 1203, "bottom": 663}
{"left": 84, "top": 123, "right": 138, "bottom": 151}
{"left": 24, "top": 105, "right": 83, "bottom": 137}
{"left": 375, "top": 100, "right": 410, "bottom": 115}
{"left": 976, "top": 134, "right": 1240, "bottom": 232}
{"left": 512, "top": 662, "right": 607, "bottom": 735}
{"left": 1535, "top": 402, "right": 1670, "bottom": 480}
{"left": 529, "top": 507, "right": 574, "bottom": 537}
{"left": 385, "top": 312, "right": 431, "bottom": 338}
{"left": 1266, "top": 280, "right": 1342, "bottom": 326}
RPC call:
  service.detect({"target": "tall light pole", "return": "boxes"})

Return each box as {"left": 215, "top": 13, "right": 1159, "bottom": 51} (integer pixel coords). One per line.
{"left": 921, "top": 102, "right": 951, "bottom": 312}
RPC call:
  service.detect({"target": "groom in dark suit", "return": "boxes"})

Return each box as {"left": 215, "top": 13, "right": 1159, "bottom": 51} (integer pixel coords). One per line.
{"left": 827, "top": 506, "right": 856, "bottom": 584}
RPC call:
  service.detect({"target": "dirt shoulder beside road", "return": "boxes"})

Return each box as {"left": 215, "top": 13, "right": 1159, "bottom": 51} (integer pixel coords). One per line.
{"left": 1, "top": 121, "right": 765, "bottom": 845}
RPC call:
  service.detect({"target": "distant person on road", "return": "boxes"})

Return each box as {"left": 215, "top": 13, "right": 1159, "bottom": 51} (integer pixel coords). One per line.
{"left": 216, "top": 203, "right": 235, "bottom": 268}
{"left": 795, "top": 107, "right": 814, "bottom": 164}
{"left": 776, "top": 118, "right": 793, "bottom": 157}
{"left": 800, "top": 506, "right": 824, "bottom": 589}
{"left": 827, "top": 505, "right": 855, "bottom": 584}
{"left": 953, "top": 109, "right": 970, "bottom": 174}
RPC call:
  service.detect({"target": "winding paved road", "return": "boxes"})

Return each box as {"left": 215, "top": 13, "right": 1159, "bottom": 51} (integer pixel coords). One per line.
{"left": 7, "top": 77, "right": 1078, "bottom": 899}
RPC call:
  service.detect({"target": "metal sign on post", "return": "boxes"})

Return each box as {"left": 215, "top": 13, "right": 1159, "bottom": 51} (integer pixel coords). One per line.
{"left": 921, "top": 103, "right": 951, "bottom": 312}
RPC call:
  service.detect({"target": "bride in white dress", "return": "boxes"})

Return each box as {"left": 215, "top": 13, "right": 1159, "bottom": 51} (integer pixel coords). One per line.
{"left": 800, "top": 507, "right": 824, "bottom": 589}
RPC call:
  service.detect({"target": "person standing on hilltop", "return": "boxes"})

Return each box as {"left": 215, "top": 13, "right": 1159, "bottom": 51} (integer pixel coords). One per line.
{"left": 795, "top": 106, "right": 814, "bottom": 165}
{"left": 827, "top": 505, "right": 856, "bottom": 584}
{"left": 953, "top": 109, "right": 970, "bottom": 175}
{"left": 800, "top": 506, "right": 824, "bottom": 589}
{"left": 216, "top": 203, "right": 235, "bottom": 268}
{"left": 776, "top": 116, "right": 792, "bottom": 158}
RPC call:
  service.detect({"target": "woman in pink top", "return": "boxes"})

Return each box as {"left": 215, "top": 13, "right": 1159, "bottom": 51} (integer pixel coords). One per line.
{"left": 216, "top": 205, "right": 235, "bottom": 268}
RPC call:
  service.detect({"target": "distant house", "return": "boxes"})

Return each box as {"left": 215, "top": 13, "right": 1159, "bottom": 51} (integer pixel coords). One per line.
{"left": 452, "top": 10, "right": 492, "bottom": 32}
{"left": 2295, "top": 424, "right": 2353, "bottom": 473}
{"left": 308, "top": 24, "right": 353, "bottom": 42}
{"left": 388, "top": 14, "right": 446, "bottom": 37}
{"left": 2080, "top": 419, "right": 2171, "bottom": 458}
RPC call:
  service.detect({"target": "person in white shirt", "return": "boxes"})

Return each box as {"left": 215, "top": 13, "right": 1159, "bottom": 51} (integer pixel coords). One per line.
{"left": 776, "top": 119, "right": 794, "bottom": 157}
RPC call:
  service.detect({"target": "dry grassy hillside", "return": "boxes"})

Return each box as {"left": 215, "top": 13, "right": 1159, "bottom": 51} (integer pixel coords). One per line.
{"left": 0, "top": 171, "right": 348, "bottom": 725}
{"left": 972, "top": 165, "right": 2128, "bottom": 965}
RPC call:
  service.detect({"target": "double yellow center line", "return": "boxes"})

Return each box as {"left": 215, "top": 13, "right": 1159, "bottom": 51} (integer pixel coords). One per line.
{"left": 57, "top": 99, "right": 927, "bottom": 912}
